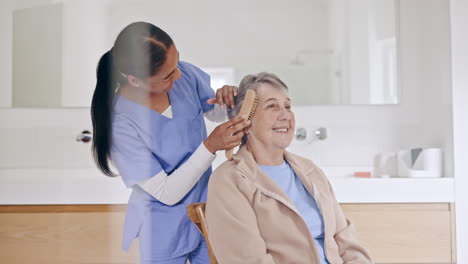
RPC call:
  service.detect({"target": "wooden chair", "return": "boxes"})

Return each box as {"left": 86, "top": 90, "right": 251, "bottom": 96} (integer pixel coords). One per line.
{"left": 187, "top": 203, "right": 218, "bottom": 264}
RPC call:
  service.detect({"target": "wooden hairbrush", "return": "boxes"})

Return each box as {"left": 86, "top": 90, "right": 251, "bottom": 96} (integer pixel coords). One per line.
{"left": 225, "top": 89, "right": 258, "bottom": 160}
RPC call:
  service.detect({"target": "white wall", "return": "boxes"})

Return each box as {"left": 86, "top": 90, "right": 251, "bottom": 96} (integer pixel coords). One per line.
{"left": 0, "top": 0, "right": 111, "bottom": 108}
{"left": 0, "top": 0, "right": 59, "bottom": 108}
{"left": 347, "top": 0, "right": 371, "bottom": 103}
{"left": 0, "top": 0, "right": 453, "bottom": 179}
{"left": 289, "top": 0, "right": 452, "bottom": 176}
{"left": 12, "top": 3, "right": 63, "bottom": 107}
{"left": 106, "top": 0, "right": 329, "bottom": 105}
{"left": 61, "top": 0, "right": 110, "bottom": 107}
{"left": 213, "top": 0, "right": 453, "bottom": 178}
{"left": 450, "top": 0, "right": 468, "bottom": 262}
{"left": 0, "top": 2, "right": 13, "bottom": 107}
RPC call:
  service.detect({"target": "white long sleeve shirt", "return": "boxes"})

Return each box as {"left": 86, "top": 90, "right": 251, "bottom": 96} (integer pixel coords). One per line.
{"left": 136, "top": 104, "right": 227, "bottom": 205}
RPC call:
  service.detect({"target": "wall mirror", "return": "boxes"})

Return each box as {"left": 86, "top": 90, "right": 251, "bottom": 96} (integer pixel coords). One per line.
{"left": 0, "top": 0, "right": 399, "bottom": 108}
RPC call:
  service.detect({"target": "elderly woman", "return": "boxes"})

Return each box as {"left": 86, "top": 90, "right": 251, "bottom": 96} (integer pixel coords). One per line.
{"left": 205, "top": 72, "right": 373, "bottom": 264}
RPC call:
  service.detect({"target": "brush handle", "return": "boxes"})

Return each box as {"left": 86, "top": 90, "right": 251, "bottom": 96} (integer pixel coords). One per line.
{"left": 225, "top": 148, "right": 234, "bottom": 160}
{"left": 224, "top": 89, "right": 257, "bottom": 161}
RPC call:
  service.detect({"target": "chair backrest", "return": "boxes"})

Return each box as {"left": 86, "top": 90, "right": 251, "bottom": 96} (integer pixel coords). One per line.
{"left": 187, "top": 203, "right": 218, "bottom": 264}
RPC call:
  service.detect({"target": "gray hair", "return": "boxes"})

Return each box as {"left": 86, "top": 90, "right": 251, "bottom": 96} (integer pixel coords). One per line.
{"left": 228, "top": 72, "right": 289, "bottom": 145}
{"left": 227, "top": 72, "right": 289, "bottom": 120}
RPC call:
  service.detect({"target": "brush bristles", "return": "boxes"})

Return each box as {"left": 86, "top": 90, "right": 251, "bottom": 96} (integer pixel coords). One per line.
{"left": 248, "top": 98, "right": 259, "bottom": 120}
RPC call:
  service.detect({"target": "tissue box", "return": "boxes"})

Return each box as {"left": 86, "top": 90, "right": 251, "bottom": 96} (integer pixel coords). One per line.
{"left": 397, "top": 148, "right": 443, "bottom": 178}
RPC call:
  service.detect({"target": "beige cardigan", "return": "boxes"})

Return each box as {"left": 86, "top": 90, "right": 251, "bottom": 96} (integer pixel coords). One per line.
{"left": 206, "top": 146, "right": 373, "bottom": 264}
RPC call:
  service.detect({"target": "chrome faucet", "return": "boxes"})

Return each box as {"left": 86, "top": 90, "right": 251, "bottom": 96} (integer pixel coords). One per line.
{"left": 76, "top": 130, "right": 92, "bottom": 143}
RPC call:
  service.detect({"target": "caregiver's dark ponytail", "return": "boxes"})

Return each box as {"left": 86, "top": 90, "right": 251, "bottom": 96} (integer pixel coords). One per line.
{"left": 91, "top": 50, "right": 117, "bottom": 176}
{"left": 90, "top": 22, "right": 174, "bottom": 177}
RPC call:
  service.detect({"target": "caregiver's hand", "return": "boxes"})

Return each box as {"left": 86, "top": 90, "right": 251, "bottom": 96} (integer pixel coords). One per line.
{"left": 207, "top": 85, "right": 238, "bottom": 109}
{"left": 204, "top": 115, "right": 250, "bottom": 154}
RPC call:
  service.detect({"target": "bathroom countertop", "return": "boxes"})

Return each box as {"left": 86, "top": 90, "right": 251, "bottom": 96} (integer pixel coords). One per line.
{"left": 0, "top": 168, "right": 455, "bottom": 204}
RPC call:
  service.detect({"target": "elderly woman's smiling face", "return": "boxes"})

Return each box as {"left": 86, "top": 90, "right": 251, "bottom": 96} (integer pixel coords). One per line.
{"left": 247, "top": 83, "right": 295, "bottom": 152}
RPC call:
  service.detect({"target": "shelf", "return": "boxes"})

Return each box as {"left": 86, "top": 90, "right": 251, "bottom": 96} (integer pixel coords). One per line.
{"left": 0, "top": 168, "right": 455, "bottom": 204}
{"left": 330, "top": 177, "right": 455, "bottom": 203}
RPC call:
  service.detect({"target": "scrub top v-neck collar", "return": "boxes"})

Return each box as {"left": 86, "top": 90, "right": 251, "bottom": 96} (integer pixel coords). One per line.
{"left": 114, "top": 89, "right": 177, "bottom": 122}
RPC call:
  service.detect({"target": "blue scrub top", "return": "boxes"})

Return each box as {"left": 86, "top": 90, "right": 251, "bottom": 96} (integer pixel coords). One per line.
{"left": 110, "top": 61, "right": 215, "bottom": 259}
